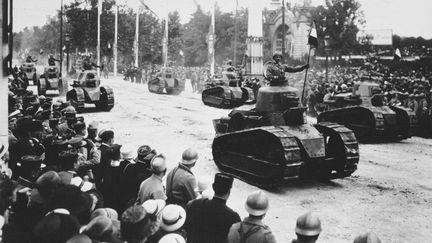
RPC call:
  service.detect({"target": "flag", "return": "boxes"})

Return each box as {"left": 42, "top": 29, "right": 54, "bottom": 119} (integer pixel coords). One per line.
{"left": 62, "top": 45, "right": 66, "bottom": 51}
{"left": 98, "top": 0, "right": 102, "bottom": 15}
{"left": 394, "top": 48, "right": 402, "bottom": 61}
{"left": 308, "top": 21, "right": 318, "bottom": 48}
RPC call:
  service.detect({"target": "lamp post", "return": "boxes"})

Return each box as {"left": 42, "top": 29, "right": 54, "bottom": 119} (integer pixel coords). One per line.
{"left": 324, "top": 35, "right": 330, "bottom": 84}
{"left": 65, "top": 33, "right": 71, "bottom": 74}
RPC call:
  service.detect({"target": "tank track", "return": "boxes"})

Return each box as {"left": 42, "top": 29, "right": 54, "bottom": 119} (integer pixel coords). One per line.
{"left": 318, "top": 106, "right": 393, "bottom": 141}
{"left": 213, "top": 126, "right": 304, "bottom": 188}
{"left": 390, "top": 106, "right": 418, "bottom": 138}
{"left": 148, "top": 78, "right": 164, "bottom": 94}
{"left": 202, "top": 86, "right": 231, "bottom": 108}
{"left": 67, "top": 88, "right": 85, "bottom": 112}
{"left": 314, "top": 122, "right": 360, "bottom": 178}
{"left": 103, "top": 87, "right": 115, "bottom": 111}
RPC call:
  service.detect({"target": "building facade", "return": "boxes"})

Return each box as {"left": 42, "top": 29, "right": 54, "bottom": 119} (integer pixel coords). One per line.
{"left": 265, "top": 1, "right": 314, "bottom": 60}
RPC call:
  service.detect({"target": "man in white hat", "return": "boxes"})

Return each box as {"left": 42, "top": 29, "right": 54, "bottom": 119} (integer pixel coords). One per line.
{"left": 147, "top": 204, "right": 186, "bottom": 243}
{"left": 165, "top": 148, "right": 199, "bottom": 208}
{"left": 227, "top": 190, "right": 276, "bottom": 243}
{"left": 137, "top": 154, "right": 168, "bottom": 204}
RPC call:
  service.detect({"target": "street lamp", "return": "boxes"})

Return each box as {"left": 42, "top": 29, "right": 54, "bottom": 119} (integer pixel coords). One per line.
{"left": 324, "top": 34, "right": 331, "bottom": 84}
{"left": 65, "top": 33, "right": 71, "bottom": 74}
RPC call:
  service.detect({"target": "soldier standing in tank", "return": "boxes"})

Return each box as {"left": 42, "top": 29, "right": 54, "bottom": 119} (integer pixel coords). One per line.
{"left": 48, "top": 54, "right": 60, "bottom": 66}
{"left": 265, "top": 52, "right": 309, "bottom": 85}
{"left": 25, "top": 55, "right": 37, "bottom": 63}
{"left": 82, "top": 54, "right": 101, "bottom": 71}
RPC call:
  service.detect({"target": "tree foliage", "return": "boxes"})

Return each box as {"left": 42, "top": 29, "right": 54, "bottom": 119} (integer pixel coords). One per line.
{"left": 182, "top": 5, "right": 248, "bottom": 67}
{"left": 312, "top": 0, "right": 365, "bottom": 55}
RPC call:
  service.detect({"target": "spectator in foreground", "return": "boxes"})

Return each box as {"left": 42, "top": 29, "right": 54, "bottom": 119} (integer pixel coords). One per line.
{"left": 353, "top": 232, "right": 382, "bottom": 243}
{"left": 185, "top": 173, "right": 240, "bottom": 243}
{"left": 227, "top": 190, "right": 276, "bottom": 243}
{"left": 137, "top": 154, "right": 168, "bottom": 204}
{"left": 166, "top": 148, "right": 199, "bottom": 207}
{"left": 291, "top": 212, "right": 321, "bottom": 243}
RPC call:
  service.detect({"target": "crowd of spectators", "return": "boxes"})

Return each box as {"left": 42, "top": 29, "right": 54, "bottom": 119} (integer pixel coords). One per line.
{"left": 296, "top": 59, "right": 432, "bottom": 135}
{"left": 1, "top": 77, "right": 386, "bottom": 242}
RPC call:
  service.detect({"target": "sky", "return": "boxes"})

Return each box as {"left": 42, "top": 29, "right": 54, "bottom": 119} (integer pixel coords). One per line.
{"left": 12, "top": 0, "right": 432, "bottom": 39}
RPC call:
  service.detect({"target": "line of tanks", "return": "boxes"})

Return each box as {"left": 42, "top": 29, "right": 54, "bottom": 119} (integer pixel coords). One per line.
{"left": 18, "top": 61, "right": 115, "bottom": 113}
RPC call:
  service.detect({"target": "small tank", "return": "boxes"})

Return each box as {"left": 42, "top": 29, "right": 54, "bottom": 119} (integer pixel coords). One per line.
{"left": 212, "top": 72, "right": 360, "bottom": 187}
{"left": 66, "top": 70, "right": 114, "bottom": 113}
{"left": 38, "top": 65, "right": 61, "bottom": 96}
{"left": 148, "top": 67, "right": 185, "bottom": 95}
{"left": 318, "top": 81, "right": 417, "bottom": 141}
{"left": 21, "top": 62, "right": 39, "bottom": 85}
{"left": 202, "top": 69, "right": 255, "bottom": 108}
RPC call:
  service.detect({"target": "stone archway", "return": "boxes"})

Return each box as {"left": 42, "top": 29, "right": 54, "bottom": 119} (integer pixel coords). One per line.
{"left": 274, "top": 24, "right": 293, "bottom": 56}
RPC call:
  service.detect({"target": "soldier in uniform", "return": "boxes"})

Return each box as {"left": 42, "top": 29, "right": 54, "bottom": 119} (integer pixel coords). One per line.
{"left": 25, "top": 55, "right": 37, "bottom": 63}
{"left": 265, "top": 52, "right": 309, "bottom": 85}
{"left": 227, "top": 190, "right": 276, "bottom": 243}
{"left": 48, "top": 54, "right": 60, "bottom": 66}
{"left": 417, "top": 93, "right": 429, "bottom": 135}
{"left": 291, "top": 212, "right": 321, "bottom": 243}
{"left": 82, "top": 55, "right": 101, "bottom": 71}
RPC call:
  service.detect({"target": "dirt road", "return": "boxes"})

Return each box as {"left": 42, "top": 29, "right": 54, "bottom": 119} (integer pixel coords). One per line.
{"left": 76, "top": 78, "right": 432, "bottom": 242}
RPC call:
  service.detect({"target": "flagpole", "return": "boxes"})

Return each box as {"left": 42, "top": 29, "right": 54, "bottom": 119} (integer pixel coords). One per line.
{"left": 134, "top": 5, "right": 139, "bottom": 68}
{"left": 97, "top": 0, "right": 101, "bottom": 77}
{"left": 60, "top": 0, "right": 63, "bottom": 77}
{"left": 163, "top": 0, "right": 168, "bottom": 69}
{"left": 301, "top": 46, "right": 312, "bottom": 106}
{"left": 114, "top": 2, "right": 118, "bottom": 78}
{"left": 210, "top": 0, "right": 215, "bottom": 76}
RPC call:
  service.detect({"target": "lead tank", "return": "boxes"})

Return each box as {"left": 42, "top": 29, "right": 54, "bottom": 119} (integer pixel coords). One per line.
{"left": 212, "top": 73, "right": 360, "bottom": 187}
{"left": 317, "top": 81, "right": 417, "bottom": 141}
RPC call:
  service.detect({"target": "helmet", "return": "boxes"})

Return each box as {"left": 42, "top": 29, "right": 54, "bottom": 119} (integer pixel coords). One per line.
{"left": 245, "top": 190, "right": 269, "bottom": 216}
{"left": 181, "top": 148, "right": 198, "bottom": 165}
{"left": 353, "top": 232, "right": 382, "bottom": 243}
{"left": 273, "top": 52, "right": 283, "bottom": 60}
{"left": 295, "top": 212, "right": 321, "bottom": 236}
{"left": 63, "top": 105, "right": 76, "bottom": 114}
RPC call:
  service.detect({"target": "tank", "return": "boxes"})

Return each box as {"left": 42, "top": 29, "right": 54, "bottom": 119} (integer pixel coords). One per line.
{"left": 66, "top": 70, "right": 114, "bottom": 113}
{"left": 148, "top": 67, "right": 185, "bottom": 95}
{"left": 317, "top": 81, "right": 417, "bottom": 141}
{"left": 38, "top": 66, "right": 61, "bottom": 95}
{"left": 202, "top": 69, "right": 255, "bottom": 108}
{"left": 211, "top": 75, "right": 360, "bottom": 187}
{"left": 20, "top": 62, "right": 40, "bottom": 95}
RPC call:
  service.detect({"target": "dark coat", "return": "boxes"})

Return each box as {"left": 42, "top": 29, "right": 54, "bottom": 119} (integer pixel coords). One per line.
{"left": 185, "top": 197, "right": 241, "bottom": 243}
{"left": 96, "top": 143, "right": 110, "bottom": 190}
{"left": 119, "top": 161, "right": 152, "bottom": 211}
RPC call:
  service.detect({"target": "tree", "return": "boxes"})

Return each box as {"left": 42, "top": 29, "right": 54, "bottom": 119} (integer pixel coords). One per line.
{"left": 167, "top": 11, "right": 183, "bottom": 65}
{"left": 182, "top": 6, "right": 210, "bottom": 66}
{"left": 312, "top": 0, "right": 365, "bottom": 56}
{"left": 182, "top": 4, "right": 248, "bottom": 67}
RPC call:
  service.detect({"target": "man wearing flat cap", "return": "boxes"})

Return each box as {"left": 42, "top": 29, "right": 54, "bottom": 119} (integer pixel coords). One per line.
{"left": 119, "top": 145, "right": 156, "bottom": 209}
{"left": 166, "top": 148, "right": 199, "bottom": 208}
{"left": 185, "top": 173, "right": 241, "bottom": 243}
{"left": 96, "top": 129, "right": 114, "bottom": 191}
{"left": 137, "top": 154, "right": 168, "bottom": 204}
